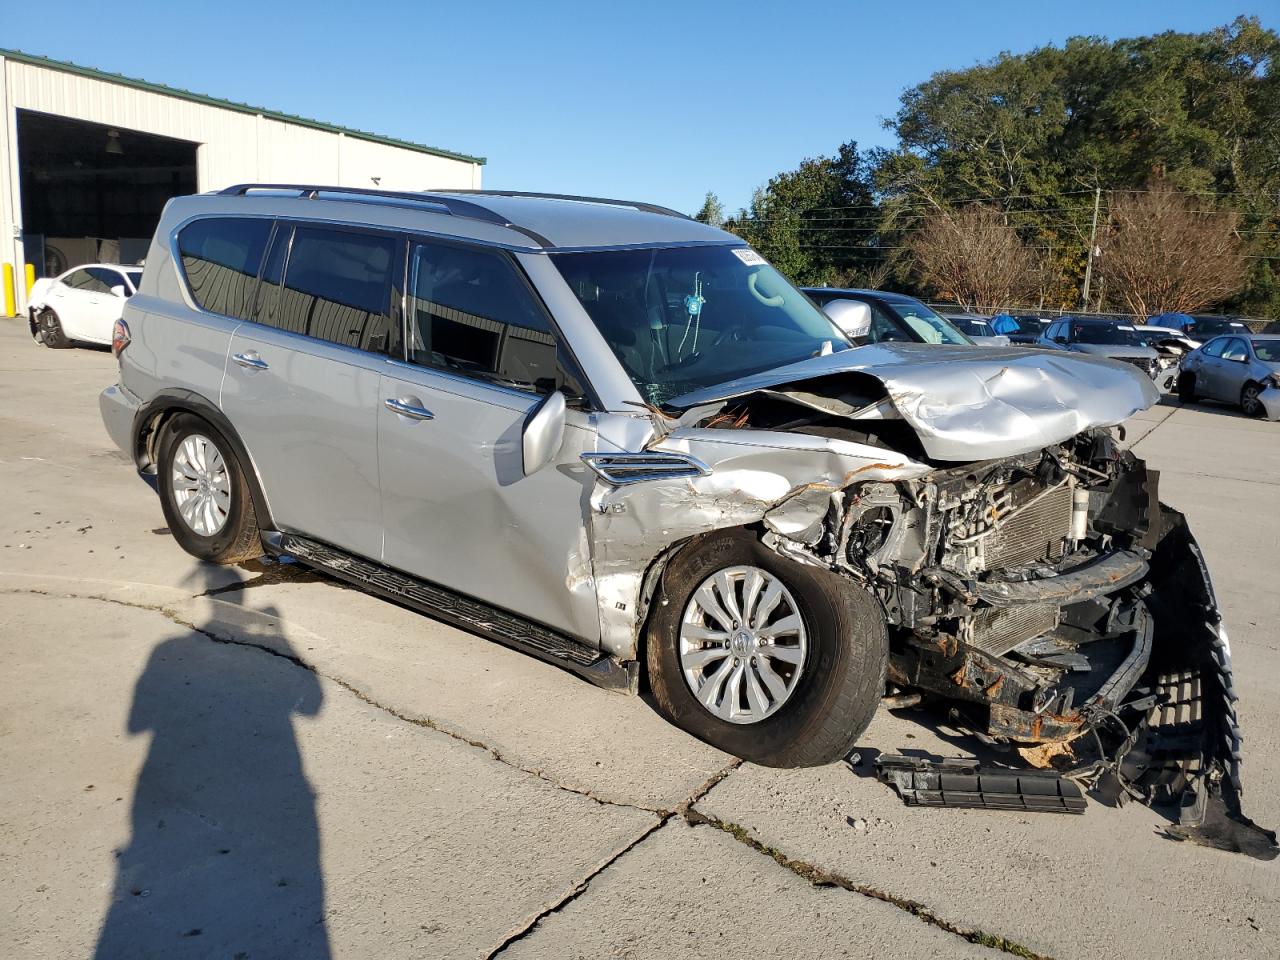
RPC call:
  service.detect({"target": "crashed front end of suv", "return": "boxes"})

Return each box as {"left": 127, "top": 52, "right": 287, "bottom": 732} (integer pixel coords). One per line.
{"left": 590, "top": 343, "right": 1274, "bottom": 859}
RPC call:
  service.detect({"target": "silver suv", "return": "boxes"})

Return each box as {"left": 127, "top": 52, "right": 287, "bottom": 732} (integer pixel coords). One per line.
{"left": 100, "top": 185, "right": 1264, "bottom": 844}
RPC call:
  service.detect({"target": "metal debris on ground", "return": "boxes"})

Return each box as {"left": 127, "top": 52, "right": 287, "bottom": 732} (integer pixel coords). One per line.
{"left": 875, "top": 754, "right": 1087, "bottom": 814}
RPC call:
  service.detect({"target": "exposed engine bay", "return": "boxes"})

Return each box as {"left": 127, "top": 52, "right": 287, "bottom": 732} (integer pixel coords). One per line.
{"left": 603, "top": 348, "right": 1278, "bottom": 859}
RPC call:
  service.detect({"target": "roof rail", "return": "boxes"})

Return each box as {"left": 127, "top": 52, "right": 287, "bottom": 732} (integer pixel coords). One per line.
{"left": 442, "top": 189, "right": 691, "bottom": 220}
{"left": 214, "top": 183, "right": 553, "bottom": 247}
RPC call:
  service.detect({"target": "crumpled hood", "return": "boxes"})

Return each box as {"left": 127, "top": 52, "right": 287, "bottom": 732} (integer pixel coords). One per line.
{"left": 667, "top": 342, "right": 1160, "bottom": 461}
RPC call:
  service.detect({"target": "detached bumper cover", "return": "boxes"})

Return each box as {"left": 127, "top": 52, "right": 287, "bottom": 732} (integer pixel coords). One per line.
{"left": 1258, "top": 385, "right": 1280, "bottom": 420}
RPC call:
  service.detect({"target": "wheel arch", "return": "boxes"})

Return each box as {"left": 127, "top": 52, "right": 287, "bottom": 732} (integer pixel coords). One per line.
{"left": 133, "top": 390, "right": 277, "bottom": 531}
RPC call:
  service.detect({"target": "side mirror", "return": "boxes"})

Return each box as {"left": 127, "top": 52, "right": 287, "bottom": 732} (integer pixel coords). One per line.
{"left": 1054, "top": 336, "right": 1069, "bottom": 344}
{"left": 110, "top": 284, "right": 127, "bottom": 298}
{"left": 523, "top": 390, "right": 566, "bottom": 476}
{"left": 820, "top": 299, "right": 872, "bottom": 341}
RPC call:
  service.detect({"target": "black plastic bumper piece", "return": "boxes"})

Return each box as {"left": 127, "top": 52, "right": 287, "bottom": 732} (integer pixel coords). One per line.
{"left": 875, "top": 754, "right": 1087, "bottom": 814}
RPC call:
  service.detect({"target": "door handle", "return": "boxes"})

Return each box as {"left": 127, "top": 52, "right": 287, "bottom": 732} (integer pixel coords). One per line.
{"left": 384, "top": 397, "right": 434, "bottom": 421}
{"left": 233, "top": 351, "right": 269, "bottom": 370}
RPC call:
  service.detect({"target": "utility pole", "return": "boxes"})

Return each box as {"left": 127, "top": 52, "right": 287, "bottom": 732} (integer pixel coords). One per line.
{"left": 1080, "top": 187, "right": 1102, "bottom": 311}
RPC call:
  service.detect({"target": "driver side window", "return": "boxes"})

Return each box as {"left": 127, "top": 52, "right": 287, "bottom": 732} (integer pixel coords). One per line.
{"left": 1221, "top": 338, "right": 1249, "bottom": 362}
{"left": 407, "top": 240, "right": 584, "bottom": 397}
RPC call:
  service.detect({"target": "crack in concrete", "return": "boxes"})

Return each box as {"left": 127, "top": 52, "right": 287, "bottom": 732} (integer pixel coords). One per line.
{"left": 0, "top": 587, "right": 666, "bottom": 815}
{"left": 680, "top": 806, "right": 1054, "bottom": 960}
{"left": 484, "top": 761, "right": 741, "bottom": 959}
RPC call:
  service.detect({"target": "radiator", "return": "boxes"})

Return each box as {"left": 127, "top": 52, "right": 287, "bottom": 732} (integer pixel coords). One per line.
{"left": 967, "top": 603, "right": 1060, "bottom": 657}
{"left": 983, "top": 484, "right": 1073, "bottom": 569}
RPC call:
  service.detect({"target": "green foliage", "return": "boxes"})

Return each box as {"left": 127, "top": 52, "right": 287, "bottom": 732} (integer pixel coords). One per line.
{"left": 717, "top": 16, "right": 1280, "bottom": 317}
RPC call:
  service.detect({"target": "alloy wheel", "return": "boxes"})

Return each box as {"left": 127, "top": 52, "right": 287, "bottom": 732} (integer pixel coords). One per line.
{"left": 679, "top": 565, "right": 808, "bottom": 724}
{"left": 170, "top": 434, "right": 232, "bottom": 536}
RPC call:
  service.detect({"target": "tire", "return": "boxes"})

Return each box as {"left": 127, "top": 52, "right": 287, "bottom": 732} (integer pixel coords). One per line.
{"left": 1176, "top": 372, "right": 1197, "bottom": 404}
{"left": 157, "top": 414, "right": 263, "bottom": 564}
{"left": 1241, "top": 382, "right": 1264, "bottom": 418}
{"left": 36, "top": 309, "right": 70, "bottom": 349}
{"left": 646, "top": 529, "right": 886, "bottom": 767}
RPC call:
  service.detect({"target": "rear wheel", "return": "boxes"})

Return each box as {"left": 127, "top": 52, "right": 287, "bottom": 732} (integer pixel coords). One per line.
{"left": 35, "top": 309, "right": 69, "bottom": 349}
{"left": 647, "top": 530, "right": 886, "bottom": 767}
{"left": 157, "top": 414, "right": 263, "bottom": 564}
{"left": 1176, "top": 372, "right": 1197, "bottom": 404}
{"left": 1241, "top": 382, "right": 1264, "bottom": 417}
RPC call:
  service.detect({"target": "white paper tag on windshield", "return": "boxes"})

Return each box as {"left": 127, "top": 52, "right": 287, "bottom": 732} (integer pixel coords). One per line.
{"left": 731, "top": 248, "right": 766, "bottom": 266}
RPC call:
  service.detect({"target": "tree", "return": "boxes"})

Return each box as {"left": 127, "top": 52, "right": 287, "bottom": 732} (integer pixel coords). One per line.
{"left": 694, "top": 192, "right": 724, "bottom": 228}
{"left": 1098, "top": 183, "right": 1247, "bottom": 316}
{"left": 909, "top": 205, "right": 1042, "bottom": 310}
{"left": 723, "top": 141, "right": 879, "bottom": 286}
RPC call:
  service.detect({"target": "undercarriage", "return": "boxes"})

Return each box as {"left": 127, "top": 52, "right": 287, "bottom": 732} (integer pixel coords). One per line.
{"left": 770, "top": 426, "right": 1274, "bottom": 858}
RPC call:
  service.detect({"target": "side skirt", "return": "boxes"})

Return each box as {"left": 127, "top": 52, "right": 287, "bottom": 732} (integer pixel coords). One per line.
{"left": 263, "top": 531, "right": 638, "bottom": 693}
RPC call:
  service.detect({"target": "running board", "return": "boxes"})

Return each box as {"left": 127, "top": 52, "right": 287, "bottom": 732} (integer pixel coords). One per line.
{"left": 263, "top": 532, "right": 637, "bottom": 693}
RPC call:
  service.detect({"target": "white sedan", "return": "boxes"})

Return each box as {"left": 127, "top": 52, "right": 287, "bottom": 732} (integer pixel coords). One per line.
{"left": 28, "top": 263, "right": 143, "bottom": 348}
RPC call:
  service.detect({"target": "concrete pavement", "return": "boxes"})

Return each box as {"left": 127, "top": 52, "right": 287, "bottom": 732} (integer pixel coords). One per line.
{"left": 1, "top": 320, "right": 1277, "bottom": 958}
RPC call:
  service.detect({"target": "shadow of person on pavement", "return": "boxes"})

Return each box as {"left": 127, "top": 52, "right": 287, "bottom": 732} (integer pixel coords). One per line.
{"left": 94, "top": 569, "right": 329, "bottom": 959}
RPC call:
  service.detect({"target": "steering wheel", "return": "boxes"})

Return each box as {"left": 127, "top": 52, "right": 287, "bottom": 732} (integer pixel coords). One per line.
{"left": 747, "top": 270, "right": 785, "bottom": 307}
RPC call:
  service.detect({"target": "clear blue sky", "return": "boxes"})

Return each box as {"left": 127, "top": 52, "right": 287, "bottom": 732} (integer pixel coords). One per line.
{"left": 4, "top": 1, "right": 1268, "bottom": 213}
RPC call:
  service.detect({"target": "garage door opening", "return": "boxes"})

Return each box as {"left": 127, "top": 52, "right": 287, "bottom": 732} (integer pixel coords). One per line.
{"left": 17, "top": 109, "right": 197, "bottom": 277}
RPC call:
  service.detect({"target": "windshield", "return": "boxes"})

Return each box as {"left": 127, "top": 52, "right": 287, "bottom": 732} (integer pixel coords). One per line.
{"left": 884, "top": 300, "right": 972, "bottom": 345}
{"left": 553, "top": 246, "right": 849, "bottom": 404}
{"left": 1253, "top": 341, "right": 1280, "bottom": 363}
{"left": 1075, "top": 323, "right": 1140, "bottom": 346}
{"left": 953, "top": 317, "right": 995, "bottom": 337}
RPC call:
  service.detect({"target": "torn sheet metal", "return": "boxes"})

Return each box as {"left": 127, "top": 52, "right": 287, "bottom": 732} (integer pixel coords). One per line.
{"left": 588, "top": 426, "right": 932, "bottom": 659}
{"left": 666, "top": 342, "right": 1160, "bottom": 461}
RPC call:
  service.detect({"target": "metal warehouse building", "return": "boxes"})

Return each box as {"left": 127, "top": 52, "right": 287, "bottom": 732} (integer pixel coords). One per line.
{"left": 0, "top": 49, "right": 485, "bottom": 313}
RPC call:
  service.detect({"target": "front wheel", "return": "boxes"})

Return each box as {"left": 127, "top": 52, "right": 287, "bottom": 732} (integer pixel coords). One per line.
{"left": 1176, "top": 372, "right": 1197, "bottom": 404}
{"left": 35, "top": 309, "right": 70, "bottom": 348}
{"left": 157, "top": 414, "right": 263, "bottom": 564}
{"left": 1241, "top": 382, "right": 1265, "bottom": 417}
{"left": 647, "top": 530, "right": 886, "bottom": 767}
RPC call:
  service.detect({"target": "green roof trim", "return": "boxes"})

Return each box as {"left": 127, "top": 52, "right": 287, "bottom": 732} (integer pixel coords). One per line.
{"left": 0, "top": 48, "right": 486, "bottom": 166}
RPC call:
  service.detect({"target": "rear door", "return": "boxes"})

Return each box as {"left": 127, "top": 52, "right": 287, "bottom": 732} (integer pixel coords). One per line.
{"left": 377, "top": 237, "right": 600, "bottom": 642}
{"left": 220, "top": 222, "right": 403, "bottom": 560}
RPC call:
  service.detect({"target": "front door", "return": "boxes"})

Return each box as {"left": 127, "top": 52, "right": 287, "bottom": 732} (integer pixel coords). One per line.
{"left": 221, "top": 223, "right": 403, "bottom": 560}
{"left": 377, "top": 237, "right": 599, "bottom": 643}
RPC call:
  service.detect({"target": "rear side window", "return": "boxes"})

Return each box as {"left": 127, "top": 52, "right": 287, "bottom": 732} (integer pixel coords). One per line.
{"left": 407, "top": 240, "right": 561, "bottom": 393}
{"left": 177, "top": 218, "right": 272, "bottom": 320}
{"left": 259, "top": 225, "right": 398, "bottom": 352}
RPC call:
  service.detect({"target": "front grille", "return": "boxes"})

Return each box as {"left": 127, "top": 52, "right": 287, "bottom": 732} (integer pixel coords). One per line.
{"left": 984, "top": 484, "right": 1072, "bottom": 569}
{"left": 968, "top": 604, "right": 1060, "bottom": 656}
{"left": 1119, "top": 356, "right": 1154, "bottom": 375}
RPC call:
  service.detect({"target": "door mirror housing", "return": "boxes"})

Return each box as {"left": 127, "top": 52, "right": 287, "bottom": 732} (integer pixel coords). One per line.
{"left": 110, "top": 284, "right": 127, "bottom": 298}
{"left": 820, "top": 299, "right": 872, "bottom": 342}
{"left": 1054, "top": 335, "right": 1069, "bottom": 344}
{"left": 523, "top": 390, "right": 566, "bottom": 476}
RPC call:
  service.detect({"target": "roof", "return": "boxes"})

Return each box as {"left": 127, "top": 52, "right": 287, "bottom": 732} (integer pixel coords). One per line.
{"left": 172, "top": 187, "right": 740, "bottom": 252}
{"left": 0, "top": 48, "right": 485, "bottom": 166}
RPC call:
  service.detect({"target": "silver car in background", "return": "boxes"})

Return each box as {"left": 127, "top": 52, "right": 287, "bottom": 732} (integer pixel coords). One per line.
{"left": 1177, "top": 334, "right": 1280, "bottom": 418}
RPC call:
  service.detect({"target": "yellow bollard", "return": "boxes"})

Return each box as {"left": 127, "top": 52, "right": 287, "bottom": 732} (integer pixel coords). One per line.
{"left": 2, "top": 264, "right": 14, "bottom": 318}
{"left": 24, "top": 263, "right": 35, "bottom": 297}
